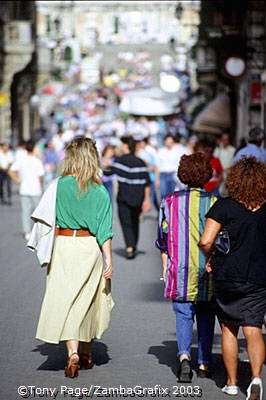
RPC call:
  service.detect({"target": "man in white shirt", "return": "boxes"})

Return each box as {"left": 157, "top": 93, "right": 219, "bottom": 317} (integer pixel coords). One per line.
{"left": 0, "top": 143, "right": 14, "bottom": 205}
{"left": 14, "top": 141, "right": 27, "bottom": 163}
{"left": 157, "top": 135, "right": 190, "bottom": 198}
{"left": 9, "top": 140, "right": 44, "bottom": 240}
{"left": 52, "top": 128, "right": 64, "bottom": 152}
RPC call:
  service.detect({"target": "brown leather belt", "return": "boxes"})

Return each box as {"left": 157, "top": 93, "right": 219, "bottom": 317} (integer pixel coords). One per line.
{"left": 55, "top": 227, "right": 93, "bottom": 237}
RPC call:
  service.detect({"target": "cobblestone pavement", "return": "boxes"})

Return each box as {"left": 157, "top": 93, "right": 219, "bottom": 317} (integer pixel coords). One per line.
{"left": 0, "top": 196, "right": 265, "bottom": 399}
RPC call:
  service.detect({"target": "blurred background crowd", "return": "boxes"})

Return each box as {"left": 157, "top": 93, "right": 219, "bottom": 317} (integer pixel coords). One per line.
{"left": 0, "top": 0, "right": 266, "bottom": 208}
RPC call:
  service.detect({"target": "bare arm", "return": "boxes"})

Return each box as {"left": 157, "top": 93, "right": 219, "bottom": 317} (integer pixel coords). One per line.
{"left": 8, "top": 170, "right": 20, "bottom": 184}
{"left": 199, "top": 218, "right": 222, "bottom": 256}
{"left": 154, "top": 166, "right": 160, "bottom": 188}
{"left": 161, "top": 251, "right": 168, "bottom": 281}
{"left": 103, "top": 155, "right": 112, "bottom": 169}
{"left": 102, "top": 238, "right": 113, "bottom": 279}
{"left": 142, "top": 185, "right": 151, "bottom": 212}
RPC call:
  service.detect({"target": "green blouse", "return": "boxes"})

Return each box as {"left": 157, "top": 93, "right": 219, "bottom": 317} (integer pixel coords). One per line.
{"left": 56, "top": 176, "right": 114, "bottom": 247}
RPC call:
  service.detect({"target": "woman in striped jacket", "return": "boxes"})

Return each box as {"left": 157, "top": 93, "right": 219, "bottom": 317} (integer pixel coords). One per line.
{"left": 156, "top": 152, "right": 217, "bottom": 382}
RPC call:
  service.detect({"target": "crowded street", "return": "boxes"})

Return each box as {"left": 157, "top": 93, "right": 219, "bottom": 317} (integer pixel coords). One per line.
{"left": 0, "top": 194, "right": 259, "bottom": 400}
{"left": 1, "top": 1, "right": 266, "bottom": 400}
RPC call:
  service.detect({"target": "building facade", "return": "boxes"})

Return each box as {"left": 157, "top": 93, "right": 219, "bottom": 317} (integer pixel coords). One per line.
{"left": 194, "top": 0, "right": 266, "bottom": 144}
{"left": 36, "top": 1, "right": 199, "bottom": 49}
{"left": 0, "top": 1, "right": 37, "bottom": 145}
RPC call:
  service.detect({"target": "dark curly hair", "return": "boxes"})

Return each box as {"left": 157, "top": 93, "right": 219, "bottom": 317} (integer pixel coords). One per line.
{"left": 178, "top": 152, "right": 213, "bottom": 188}
{"left": 226, "top": 157, "right": 266, "bottom": 209}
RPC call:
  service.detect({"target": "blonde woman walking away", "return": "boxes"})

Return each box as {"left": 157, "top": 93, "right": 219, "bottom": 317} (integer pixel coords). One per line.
{"left": 29, "top": 137, "right": 114, "bottom": 378}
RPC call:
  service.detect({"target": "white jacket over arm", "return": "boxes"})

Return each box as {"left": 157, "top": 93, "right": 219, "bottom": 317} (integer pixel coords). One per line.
{"left": 27, "top": 178, "right": 59, "bottom": 267}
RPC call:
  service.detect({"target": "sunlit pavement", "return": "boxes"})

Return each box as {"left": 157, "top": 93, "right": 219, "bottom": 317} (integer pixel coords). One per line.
{"left": 0, "top": 196, "right": 265, "bottom": 399}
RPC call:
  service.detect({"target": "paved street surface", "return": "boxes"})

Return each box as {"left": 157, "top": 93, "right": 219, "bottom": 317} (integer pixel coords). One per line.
{"left": 0, "top": 195, "right": 265, "bottom": 400}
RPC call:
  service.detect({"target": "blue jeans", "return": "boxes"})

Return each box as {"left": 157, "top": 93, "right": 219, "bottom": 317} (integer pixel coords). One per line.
{"left": 103, "top": 181, "right": 113, "bottom": 203}
{"left": 172, "top": 301, "right": 215, "bottom": 366}
{"left": 160, "top": 173, "right": 176, "bottom": 198}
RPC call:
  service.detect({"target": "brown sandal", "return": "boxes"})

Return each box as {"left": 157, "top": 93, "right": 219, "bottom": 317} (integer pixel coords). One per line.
{"left": 79, "top": 353, "right": 94, "bottom": 370}
{"left": 64, "top": 352, "right": 80, "bottom": 378}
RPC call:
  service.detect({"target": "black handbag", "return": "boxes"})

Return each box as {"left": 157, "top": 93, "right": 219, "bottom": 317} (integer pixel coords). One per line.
{"left": 214, "top": 229, "right": 230, "bottom": 254}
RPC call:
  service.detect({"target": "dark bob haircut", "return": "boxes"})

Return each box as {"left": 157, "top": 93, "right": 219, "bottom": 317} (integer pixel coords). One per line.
{"left": 121, "top": 136, "right": 136, "bottom": 154}
{"left": 226, "top": 157, "right": 266, "bottom": 209}
{"left": 178, "top": 152, "right": 213, "bottom": 188}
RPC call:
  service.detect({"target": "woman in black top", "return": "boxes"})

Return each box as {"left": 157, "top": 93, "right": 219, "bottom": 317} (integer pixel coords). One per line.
{"left": 199, "top": 157, "right": 266, "bottom": 400}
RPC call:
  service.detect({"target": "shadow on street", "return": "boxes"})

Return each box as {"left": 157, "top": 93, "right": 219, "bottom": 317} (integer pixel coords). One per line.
{"left": 148, "top": 337, "right": 253, "bottom": 396}
{"left": 137, "top": 282, "right": 165, "bottom": 302}
{"left": 32, "top": 341, "right": 111, "bottom": 371}
{"left": 113, "top": 247, "right": 147, "bottom": 258}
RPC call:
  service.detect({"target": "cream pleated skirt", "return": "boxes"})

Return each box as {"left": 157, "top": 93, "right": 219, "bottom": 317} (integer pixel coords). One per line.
{"left": 36, "top": 236, "right": 114, "bottom": 344}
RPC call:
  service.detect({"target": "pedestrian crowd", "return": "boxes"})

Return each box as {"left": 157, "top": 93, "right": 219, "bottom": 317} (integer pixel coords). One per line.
{"left": 2, "top": 118, "right": 265, "bottom": 246}
{"left": 1, "top": 89, "right": 266, "bottom": 399}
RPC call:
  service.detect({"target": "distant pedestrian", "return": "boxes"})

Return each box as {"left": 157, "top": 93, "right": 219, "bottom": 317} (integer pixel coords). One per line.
{"left": 214, "top": 133, "right": 235, "bottom": 196}
{"left": 14, "top": 141, "right": 27, "bottom": 163}
{"left": 156, "top": 153, "right": 217, "bottom": 382}
{"left": 158, "top": 135, "right": 189, "bottom": 199}
{"left": 28, "top": 137, "right": 114, "bottom": 378}
{"left": 52, "top": 128, "right": 65, "bottom": 162}
{"left": 0, "top": 142, "right": 14, "bottom": 205}
{"left": 200, "top": 157, "right": 266, "bottom": 399}
{"left": 234, "top": 127, "right": 266, "bottom": 163}
{"left": 169, "top": 37, "right": 176, "bottom": 52}
{"left": 197, "top": 140, "right": 223, "bottom": 197}
{"left": 43, "top": 141, "right": 59, "bottom": 187}
{"left": 112, "top": 136, "right": 151, "bottom": 259}
{"left": 138, "top": 138, "right": 160, "bottom": 212}
{"left": 101, "top": 145, "right": 116, "bottom": 202}
{"left": 9, "top": 140, "right": 44, "bottom": 240}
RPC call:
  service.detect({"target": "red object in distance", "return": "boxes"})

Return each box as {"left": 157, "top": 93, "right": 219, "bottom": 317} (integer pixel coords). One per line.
{"left": 43, "top": 85, "right": 55, "bottom": 95}
{"left": 251, "top": 82, "right": 261, "bottom": 104}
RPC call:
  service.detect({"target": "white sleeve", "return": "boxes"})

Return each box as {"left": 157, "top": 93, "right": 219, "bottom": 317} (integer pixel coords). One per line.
{"left": 10, "top": 159, "right": 20, "bottom": 171}
{"left": 37, "top": 160, "right": 45, "bottom": 176}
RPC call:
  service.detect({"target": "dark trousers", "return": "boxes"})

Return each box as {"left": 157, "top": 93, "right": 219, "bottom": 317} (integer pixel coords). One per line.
{"left": 150, "top": 181, "right": 160, "bottom": 211}
{"left": 117, "top": 201, "right": 142, "bottom": 249}
{"left": 0, "top": 170, "right": 12, "bottom": 203}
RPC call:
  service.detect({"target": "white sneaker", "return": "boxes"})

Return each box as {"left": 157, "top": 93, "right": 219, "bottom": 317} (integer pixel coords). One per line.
{"left": 246, "top": 377, "right": 263, "bottom": 400}
{"left": 221, "top": 385, "right": 239, "bottom": 396}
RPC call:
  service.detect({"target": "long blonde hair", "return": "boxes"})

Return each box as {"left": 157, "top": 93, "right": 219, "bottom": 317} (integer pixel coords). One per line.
{"left": 61, "top": 136, "right": 101, "bottom": 194}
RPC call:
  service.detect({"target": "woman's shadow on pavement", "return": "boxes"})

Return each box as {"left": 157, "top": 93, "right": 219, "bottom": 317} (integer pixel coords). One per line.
{"left": 148, "top": 337, "right": 252, "bottom": 396}
{"left": 32, "top": 341, "right": 111, "bottom": 371}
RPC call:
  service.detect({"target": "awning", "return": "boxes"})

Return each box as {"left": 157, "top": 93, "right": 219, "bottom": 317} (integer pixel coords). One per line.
{"left": 192, "top": 94, "right": 231, "bottom": 134}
